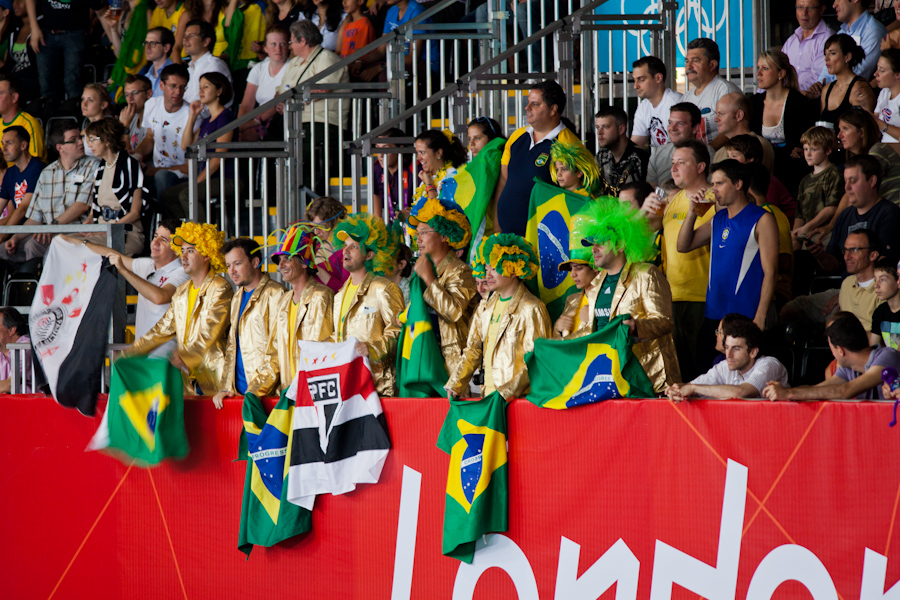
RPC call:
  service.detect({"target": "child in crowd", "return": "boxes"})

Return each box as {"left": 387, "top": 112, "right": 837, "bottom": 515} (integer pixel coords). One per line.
{"left": 338, "top": 0, "right": 375, "bottom": 61}
{"left": 552, "top": 240, "right": 598, "bottom": 340}
{"left": 872, "top": 257, "right": 900, "bottom": 350}
{"left": 874, "top": 49, "right": 900, "bottom": 143}
{"left": 549, "top": 139, "right": 600, "bottom": 197}
{"left": 793, "top": 126, "right": 843, "bottom": 246}
{"left": 723, "top": 134, "right": 796, "bottom": 220}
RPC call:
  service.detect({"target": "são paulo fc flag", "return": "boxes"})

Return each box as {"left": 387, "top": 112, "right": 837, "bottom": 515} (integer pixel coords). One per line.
{"left": 286, "top": 338, "right": 391, "bottom": 510}
{"left": 30, "top": 237, "right": 116, "bottom": 416}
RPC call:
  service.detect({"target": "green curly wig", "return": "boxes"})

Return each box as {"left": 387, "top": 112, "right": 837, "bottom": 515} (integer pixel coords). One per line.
{"left": 571, "top": 198, "right": 656, "bottom": 264}
{"left": 481, "top": 233, "right": 539, "bottom": 280}
{"left": 550, "top": 139, "right": 601, "bottom": 198}
{"left": 333, "top": 213, "right": 394, "bottom": 276}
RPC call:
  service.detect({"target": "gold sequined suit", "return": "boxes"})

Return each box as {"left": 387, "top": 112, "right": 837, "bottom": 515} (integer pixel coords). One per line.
{"left": 252, "top": 279, "right": 335, "bottom": 393}
{"left": 127, "top": 271, "right": 234, "bottom": 395}
{"left": 553, "top": 290, "right": 593, "bottom": 339}
{"left": 331, "top": 273, "right": 405, "bottom": 397}
{"left": 584, "top": 262, "right": 680, "bottom": 393}
{"left": 423, "top": 253, "right": 479, "bottom": 376}
{"left": 219, "top": 273, "right": 285, "bottom": 396}
{"left": 446, "top": 281, "right": 551, "bottom": 399}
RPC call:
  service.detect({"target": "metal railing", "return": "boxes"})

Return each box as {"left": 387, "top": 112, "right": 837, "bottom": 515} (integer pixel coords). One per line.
{"left": 8, "top": 342, "right": 130, "bottom": 394}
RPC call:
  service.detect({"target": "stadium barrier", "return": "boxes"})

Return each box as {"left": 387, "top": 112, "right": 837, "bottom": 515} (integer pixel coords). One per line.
{"left": 2, "top": 394, "right": 897, "bottom": 599}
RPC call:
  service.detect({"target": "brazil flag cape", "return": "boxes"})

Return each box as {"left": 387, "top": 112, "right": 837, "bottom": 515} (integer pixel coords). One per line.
{"left": 238, "top": 390, "right": 312, "bottom": 557}
{"left": 396, "top": 271, "right": 448, "bottom": 397}
{"left": 442, "top": 136, "right": 504, "bottom": 264}
{"left": 437, "top": 390, "right": 508, "bottom": 563}
{"left": 524, "top": 178, "right": 591, "bottom": 322}
{"left": 87, "top": 355, "right": 189, "bottom": 465}
{"left": 525, "top": 315, "right": 655, "bottom": 408}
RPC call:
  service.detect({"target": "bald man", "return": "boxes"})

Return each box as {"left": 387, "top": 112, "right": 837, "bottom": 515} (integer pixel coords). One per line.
{"left": 711, "top": 92, "right": 775, "bottom": 171}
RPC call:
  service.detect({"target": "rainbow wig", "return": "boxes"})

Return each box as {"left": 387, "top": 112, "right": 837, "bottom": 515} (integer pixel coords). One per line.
{"left": 571, "top": 198, "right": 655, "bottom": 264}
{"left": 171, "top": 222, "right": 226, "bottom": 273}
{"left": 550, "top": 139, "right": 601, "bottom": 197}
{"left": 407, "top": 196, "right": 472, "bottom": 250}
{"left": 270, "top": 224, "right": 321, "bottom": 267}
{"left": 481, "top": 233, "right": 539, "bottom": 280}
{"left": 333, "top": 213, "right": 394, "bottom": 276}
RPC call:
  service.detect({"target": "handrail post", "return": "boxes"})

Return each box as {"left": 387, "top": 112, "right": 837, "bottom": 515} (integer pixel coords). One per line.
{"left": 661, "top": 1, "right": 678, "bottom": 90}
{"left": 187, "top": 155, "right": 199, "bottom": 222}
{"left": 386, "top": 36, "right": 407, "bottom": 122}
{"left": 556, "top": 19, "right": 577, "bottom": 125}
{"left": 107, "top": 223, "right": 127, "bottom": 344}
{"left": 285, "top": 97, "right": 303, "bottom": 212}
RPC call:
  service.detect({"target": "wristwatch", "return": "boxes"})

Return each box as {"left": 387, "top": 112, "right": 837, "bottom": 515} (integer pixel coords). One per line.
{"left": 883, "top": 121, "right": 890, "bottom": 133}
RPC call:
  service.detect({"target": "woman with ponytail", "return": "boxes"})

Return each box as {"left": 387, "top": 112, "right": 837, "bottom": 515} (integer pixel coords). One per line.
{"left": 819, "top": 34, "right": 876, "bottom": 128}
{"left": 413, "top": 129, "right": 467, "bottom": 205}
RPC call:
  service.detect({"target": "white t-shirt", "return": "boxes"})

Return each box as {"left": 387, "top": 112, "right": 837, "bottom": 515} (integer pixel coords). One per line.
{"left": 632, "top": 88, "right": 683, "bottom": 148}
{"left": 132, "top": 257, "right": 190, "bottom": 359}
{"left": 141, "top": 97, "right": 200, "bottom": 173}
{"left": 247, "top": 58, "right": 289, "bottom": 107}
{"left": 875, "top": 87, "right": 900, "bottom": 143}
{"left": 185, "top": 52, "right": 233, "bottom": 104}
{"left": 691, "top": 356, "right": 790, "bottom": 397}
{"left": 682, "top": 75, "right": 742, "bottom": 143}
{"left": 299, "top": 12, "right": 347, "bottom": 53}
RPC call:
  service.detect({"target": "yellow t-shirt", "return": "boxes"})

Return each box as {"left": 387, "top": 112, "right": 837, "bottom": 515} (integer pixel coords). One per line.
{"left": 762, "top": 203, "right": 794, "bottom": 302}
{"left": 238, "top": 2, "right": 266, "bottom": 61}
{"left": 186, "top": 283, "right": 200, "bottom": 341}
{"left": 338, "top": 280, "right": 359, "bottom": 341}
{"left": 571, "top": 292, "right": 589, "bottom": 332}
{"left": 213, "top": 10, "right": 228, "bottom": 58}
{"left": 149, "top": 2, "right": 185, "bottom": 33}
{"left": 287, "top": 298, "right": 299, "bottom": 375}
{"left": 660, "top": 189, "right": 716, "bottom": 302}
{"left": 1, "top": 112, "right": 45, "bottom": 164}
{"left": 482, "top": 295, "right": 510, "bottom": 396}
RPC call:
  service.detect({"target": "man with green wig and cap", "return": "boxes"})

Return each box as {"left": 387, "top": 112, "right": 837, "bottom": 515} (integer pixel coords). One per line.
{"left": 550, "top": 139, "right": 601, "bottom": 198}
{"left": 408, "top": 196, "right": 480, "bottom": 376}
{"left": 552, "top": 237, "right": 599, "bottom": 339}
{"left": 445, "top": 233, "right": 551, "bottom": 399}
{"left": 253, "top": 224, "right": 335, "bottom": 394}
{"left": 331, "top": 213, "right": 405, "bottom": 397}
{"left": 126, "top": 221, "right": 234, "bottom": 396}
{"left": 574, "top": 200, "right": 681, "bottom": 394}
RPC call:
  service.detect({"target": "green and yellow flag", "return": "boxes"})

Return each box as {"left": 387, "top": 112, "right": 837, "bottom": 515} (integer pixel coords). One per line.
{"left": 107, "top": 0, "right": 150, "bottom": 103}
{"left": 87, "top": 356, "right": 189, "bottom": 465}
{"left": 524, "top": 178, "right": 592, "bottom": 321}
{"left": 442, "top": 136, "right": 504, "bottom": 264}
{"left": 396, "top": 272, "right": 448, "bottom": 397}
{"left": 437, "top": 390, "right": 508, "bottom": 563}
{"left": 238, "top": 390, "right": 312, "bottom": 557}
{"left": 525, "top": 315, "right": 655, "bottom": 408}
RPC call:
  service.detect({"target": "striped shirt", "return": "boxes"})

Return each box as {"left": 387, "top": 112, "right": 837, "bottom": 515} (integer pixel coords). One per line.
{"left": 25, "top": 157, "right": 99, "bottom": 225}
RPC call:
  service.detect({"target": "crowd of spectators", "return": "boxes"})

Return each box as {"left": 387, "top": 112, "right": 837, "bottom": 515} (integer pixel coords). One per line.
{"left": 0, "top": 0, "right": 899, "bottom": 403}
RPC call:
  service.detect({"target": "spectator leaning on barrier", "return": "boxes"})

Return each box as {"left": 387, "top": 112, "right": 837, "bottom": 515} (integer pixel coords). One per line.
{"left": 139, "top": 27, "right": 177, "bottom": 98}
{"left": 492, "top": 80, "right": 584, "bottom": 237}
{"left": 667, "top": 316, "right": 789, "bottom": 401}
{"left": 764, "top": 311, "right": 900, "bottom": 400}
{"left": 0, "top": 121, "right": 97, "bottom": 264}
{"left": 126, "top": 222, "right": 233, "bottom": 396}
{"left": 0, "top": 306, "right": 30, "bottom": 393}
{"left": 330, "top": 213, "right": 405, "bottom": 397}
{"left": 594, "top": 105, "right": 649, "bottom": 197}
{"left": 212, "top": 237, "right": 284, "bottom": 409}
{"left": 259, "top": 224, "right": 335, "bottom": 393}
{"left": 782, "top": 0, "right": 833, "bottom": 93}
{"left": 0, "top": 125, "right": 44, "bottom": 232}
{"left": 0, "top": 74, "right": 44, "bottom": 163}
{"left": 630, "top": 55, "right": 683, "bottom": 150}
{"left": 681, "top": 37, "right": 742, "bottom": 147}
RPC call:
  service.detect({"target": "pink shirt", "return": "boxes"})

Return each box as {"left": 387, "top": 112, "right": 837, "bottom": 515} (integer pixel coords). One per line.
{"left": 782, "top": 20, "right": 834, "bottom": 92}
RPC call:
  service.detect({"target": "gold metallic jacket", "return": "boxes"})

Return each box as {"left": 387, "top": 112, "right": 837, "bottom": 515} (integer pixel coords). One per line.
{"left": 219, "top": 273, "right": 285, "bottom": 396}
{"left": 584, "top": 262, "right": 680, "bottom": 394}
{"left": 446, "top": 282, "right": 551, "bottom": 399}
{"left": 128, "top": 271, "right": 234, "bottom": 395}
{"left": 423, "top": 253, "right": 479, "bottom": 376}
{"left": 252, "top": 279, "right": 335, "bottom": 393}
{"left": 331, "top": 273, "right": 405, "bottom": 397}
{"left": 553, "top": 290, "right": 593, "bottom": 339}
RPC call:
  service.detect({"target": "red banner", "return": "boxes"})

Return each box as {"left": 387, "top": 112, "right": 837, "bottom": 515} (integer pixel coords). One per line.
{"left": 1, "top": 395, "right": 898, "bottom": 600}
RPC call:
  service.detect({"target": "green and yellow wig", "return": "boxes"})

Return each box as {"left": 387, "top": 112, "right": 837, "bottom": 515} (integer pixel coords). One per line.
{"left": 480, "top": 233, "right": 539, "bottom": 280}
{"left": 549, "top": 139, "right": 601, "bottom": 198}
{"left": 407, "top": 196, "right": 472, "bottom": 250}
{"left": 571, "top": 198, "right": 656, "bottom": 264}
{"left": 333, "top": 213, "right": 394, "bottom": 276}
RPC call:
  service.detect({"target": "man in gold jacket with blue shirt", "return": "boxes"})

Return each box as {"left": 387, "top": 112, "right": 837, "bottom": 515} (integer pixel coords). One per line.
{"left": 330, "top": 213, "right": 405, "bottom": 397}
{"left": 126, "top": 222, "right": 233, "bottom": 396}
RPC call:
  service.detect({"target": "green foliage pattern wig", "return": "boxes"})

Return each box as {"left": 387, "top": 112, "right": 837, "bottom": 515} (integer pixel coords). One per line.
{"left": 333, "top": 213, "right": 394, "bottom": 276}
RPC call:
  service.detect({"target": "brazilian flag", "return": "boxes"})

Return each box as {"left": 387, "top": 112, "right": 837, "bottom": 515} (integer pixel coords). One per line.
{"left": 524, "top": 178, "right": 591, "bottom": 321}
{"left": 442, "top": 137, "right": 504, "bottom": 264}
{"left": 525, "top": 315, "right": 655, "bottom": 408}
{"left": 396, "top": 272, "right": 448, "bottom": 397}
{"left": 90, "top": 356, "right": 189, "bottom": 465}
{"left": 437, "top": 390, "right": 508, "bottom": 563}
{"left": 238, "top": 390, "right": 312, "bottom": 557}
{"left": 107, "top": 0, "right": 149, "bottom": 103}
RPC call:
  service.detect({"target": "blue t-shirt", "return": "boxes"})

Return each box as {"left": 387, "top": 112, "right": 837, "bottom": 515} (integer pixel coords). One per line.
{"left": 382, "top": 0, "right": 439, "bottom": 71}
{"left": 0, "top": 157, "right": 45, "bottom": 215}
{"left": 235, "top": 289, "right": 252, "bottom": 395}
{"left": 706, "top": 203, "right": 767, "bottom": 321}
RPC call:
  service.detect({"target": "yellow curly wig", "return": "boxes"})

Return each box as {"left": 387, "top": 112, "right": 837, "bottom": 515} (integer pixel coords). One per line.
{"left": 171, "top": 222, "right": 226, "bottom": 273}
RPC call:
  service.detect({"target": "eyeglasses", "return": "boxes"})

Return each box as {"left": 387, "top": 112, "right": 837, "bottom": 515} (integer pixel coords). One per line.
{"left": 417, "top": 229, "right": 438, "bottom": 237}
{"left": 142, "top": 40, "right": 163, "bottom": 47}
{"left": 87, "top": 136, "right": 101, "bottom": 143}
{"left": 183, "top": 33, "right": 201, "bottom": 40}
{"left": 842, "top": 247, "right": 871, "bottom": 254}
{"left": 58, "top": 136, "right": 83, "bottom": 145}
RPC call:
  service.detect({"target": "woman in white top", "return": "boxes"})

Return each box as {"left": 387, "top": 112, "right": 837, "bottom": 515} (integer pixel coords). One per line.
{"left": 301, "top": 0, "right": 345, "bottom": 53}
{"left": 874, "top": 49, "right": 900, "bottom": 144}
{"left": 238, "top": 24, "right": 290, "bottom": 141}
{"left": 81, "top": 84, "right": 113, "bottom": 157}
